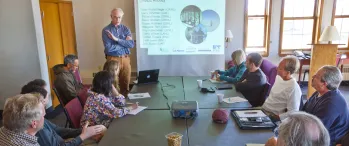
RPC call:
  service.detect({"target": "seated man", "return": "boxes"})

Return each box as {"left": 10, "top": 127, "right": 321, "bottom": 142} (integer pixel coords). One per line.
{"left": 54, "top": 54, "right": 83, "bottom": 105}
{"left": 21, "top": 83, "right": 106, "bottom": 146}
{"left": 262, "top": 56, "right": 302, "bottom": 120}
{"left": 235, "top": 53, "right": 267, "bottom": 107}
{"left": 265, "top": 112, "right": 330, "bottom": 146}
{"left": 215, "top": 49, "right": 247, "bottom": 83}
{"left": 302, "top": 66, "right": 349, "bottom": 145}
{"left": 0, "top": 94, "right": 45, "bottom": 146}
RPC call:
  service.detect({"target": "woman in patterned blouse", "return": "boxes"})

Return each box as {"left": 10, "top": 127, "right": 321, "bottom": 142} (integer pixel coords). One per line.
{"left": 80, "top": 71, "right": 138, "bottom": 128}
{"left": 103, "top": 60, "right": 120, "bottom": 92}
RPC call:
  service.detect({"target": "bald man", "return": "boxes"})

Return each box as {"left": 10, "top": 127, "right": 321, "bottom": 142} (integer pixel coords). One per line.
{"left": 102, "top": 8, "right": 134, "bottom": 97}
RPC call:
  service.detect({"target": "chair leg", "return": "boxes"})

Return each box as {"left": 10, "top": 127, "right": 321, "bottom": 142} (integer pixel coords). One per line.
{"left": 65, "top": 120, "right": 68, "bottom": 128}
{"left": 302, "top": 72, "right": 307, "bottom": 83}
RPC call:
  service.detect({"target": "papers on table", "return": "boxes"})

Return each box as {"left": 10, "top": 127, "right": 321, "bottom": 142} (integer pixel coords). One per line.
{"left": 223, "top": 97, "right": 248, "bottom": 104}
{"left": 133, "top": 80, "right": 138, "bottom": 84}
{"left": 246, "top": 144, "right": 264, "bottom": 146}
{"left": 128, "top": 93, "right": 151, "bottom": 99}
{"left": 235, "top": 110, "right": 266, "bottom": 118}
{"left": 127, "top": 106, "right": 147, "bottom": 115}
{"left": 209, "top": 79, "right": 227, "bottom": 83}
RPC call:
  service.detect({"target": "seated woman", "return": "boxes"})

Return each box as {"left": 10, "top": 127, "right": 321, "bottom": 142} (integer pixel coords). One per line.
{"left": 262, "top": 56, "right": 302, "bottom": 121}
{"left": 80, "top": 71, "right": 138, "bottom": 128}
{"left": 103, "top": 60, "right": 120, "bottom": 92}
{"left": 215, "top": 49, "right": 246, "bottom": 83}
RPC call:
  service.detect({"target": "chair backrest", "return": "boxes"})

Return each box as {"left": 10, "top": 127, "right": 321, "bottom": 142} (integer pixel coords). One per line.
{"left": 260, "top": 83, "right": 271, "bottom": 105}
{"left": 260, "top": 59, "right": 277, "bottom": 88}
{"left": 65, "top": 98, "right": 83, "bottom": 128}
{"left": 77, "top": 86, "right": 89, "bottom": 106}
{"left": 227, "top": 60, "right": 235, "bottom": 69}
{"left": 53, "top": 87, "right": 71, "bottom": 126}
{"left": 74, "top": 69, "right": 82, "bottom": 84}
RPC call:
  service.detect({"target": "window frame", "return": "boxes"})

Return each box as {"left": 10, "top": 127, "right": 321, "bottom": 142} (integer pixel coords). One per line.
{"left": 243, "top": 0, "right": 272, "bottom": 57}
{"left": 331, "top": 0, "right": 349, "bottom": 50}
{"left": 278, "top": 0, "right": 323, "bottom": 56}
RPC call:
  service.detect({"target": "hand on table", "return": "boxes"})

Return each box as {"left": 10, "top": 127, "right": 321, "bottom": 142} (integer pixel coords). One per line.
{"left": 127, "top": 102, "right": 139, "bottom": 110}
{"left": 265, "top": 137, "right": 277, "bottom": 146}
{"left": 80, "top": 122, "right": 106, "bottom": 141}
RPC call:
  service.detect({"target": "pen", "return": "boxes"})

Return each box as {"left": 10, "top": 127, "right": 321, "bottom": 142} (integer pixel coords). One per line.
{"left": 244, "top": 112, "right": 258, "bottom": 114}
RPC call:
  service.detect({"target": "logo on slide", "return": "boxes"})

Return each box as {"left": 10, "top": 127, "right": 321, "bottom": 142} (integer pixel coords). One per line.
{"left": 180, "top": 5, "right": 220, "bottom": 44}
{"left": 213, "top": 45, "right": 221, "bottom": 52}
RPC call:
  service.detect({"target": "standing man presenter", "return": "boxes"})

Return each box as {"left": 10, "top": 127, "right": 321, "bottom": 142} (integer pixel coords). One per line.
{"left": 102, "top": 8, "right": 134, "bottom": 97}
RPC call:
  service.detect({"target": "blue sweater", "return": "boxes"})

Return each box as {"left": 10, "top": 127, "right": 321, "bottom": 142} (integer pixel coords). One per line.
{"left": 302, "top": 90, "right": 349, "bottom": 146}
{"left": 36, "top": 119, "right": 82, "bottom": 146}
{"left": 217, "top": 62, "right": 247, "bottom": 83}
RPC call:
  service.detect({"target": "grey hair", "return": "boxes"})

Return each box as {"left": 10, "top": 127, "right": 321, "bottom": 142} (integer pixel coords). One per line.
{"left": 2, "top": 94, "right": 43, "bottom": 133}
{"left": 111, "top": 8, "right": 124, "bottom": 15}
{"left": 278, "top": 112, "right": 330, "bottom": 146}
{"left": 320, "top": 65, "right": 343, "bottom": 90}
{"left": 64, "top": 54, "right": 78, "bottom": 66}
{"left": 231, "top": 49, "right": 246, "bottom": 65}
{"left": 280, "top": 55, "right": 300, "bottom": 74}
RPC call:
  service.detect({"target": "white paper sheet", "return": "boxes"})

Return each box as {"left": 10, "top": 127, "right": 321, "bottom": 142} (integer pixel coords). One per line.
{"left": 246, "top": 144, "right": 264, "bottom": 146}
{"left": 133, "top": 80, "right": 138, "bottom": 84}
{"left": 209, "top": 79, "right": 227, "bottom": 83}
{"left": 223, "top": 97, "right": 248, "bottom": 104}
{"left": 235, "top": 110, "right": 266, "bottom": 118}
{"left": 128, "top": 93, "right": 151, "bottom": 99}
{"left": 127, "top": 106, "right": 147, "bottom": 115}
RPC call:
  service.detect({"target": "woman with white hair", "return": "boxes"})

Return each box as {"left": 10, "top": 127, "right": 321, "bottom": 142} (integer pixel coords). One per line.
{"left": 215, "top": 49, "right": 247, "bottom": 83}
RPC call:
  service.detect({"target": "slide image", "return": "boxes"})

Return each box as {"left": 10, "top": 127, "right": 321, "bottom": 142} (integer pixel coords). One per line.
{"left": 185, "top": 24, "right": 207, "bottom": 44}
{"left": 180, "top": 5, "right": 202, "bottom": 28}
{"left": 136, "top": 0, "right": 225, "bottom": 55}
{"left": 202, "top": 10, "right": 220, "bottom": 32}
{"left": 181, "top": 5, "right": 220, "bottom": 44}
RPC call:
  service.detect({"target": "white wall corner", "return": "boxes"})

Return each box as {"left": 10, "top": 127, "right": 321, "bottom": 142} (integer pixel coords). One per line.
{"left": 31, "top": 0, "right": 52, "bottom": 108}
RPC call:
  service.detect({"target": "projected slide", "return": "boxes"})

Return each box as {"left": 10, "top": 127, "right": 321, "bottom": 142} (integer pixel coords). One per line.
{"left": 136, "top": 0, "right": 225, "bottom": 55}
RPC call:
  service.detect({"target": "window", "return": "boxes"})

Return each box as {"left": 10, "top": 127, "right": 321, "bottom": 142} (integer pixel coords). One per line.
{"left": 332, "top": 0, "right": 349, "bottom": 49}
{"left": 279, "top": 0, "right": 322, "bottom": 55}
{"left": 244, "top": 0, "right": 272, "bottom": 56}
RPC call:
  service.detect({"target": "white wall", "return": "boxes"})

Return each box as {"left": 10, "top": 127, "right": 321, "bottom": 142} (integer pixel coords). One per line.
{"left": 72, "top": 0, "right": 137, "bottom": 80}
{"left": 0, "top": 0, "right": 51, "bottom": 109}
{"left": 72, "top": 0, "right": 336, "bottom": 79}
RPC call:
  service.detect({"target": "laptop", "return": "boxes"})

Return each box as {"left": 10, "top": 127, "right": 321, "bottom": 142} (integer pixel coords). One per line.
{"left": 136, "top": 69, "right": 160, "bottom": 84}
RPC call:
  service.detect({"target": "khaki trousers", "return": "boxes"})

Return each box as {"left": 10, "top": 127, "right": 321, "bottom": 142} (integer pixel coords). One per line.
{"left": 106, "top": 56, "right": 131, "bottom": 97}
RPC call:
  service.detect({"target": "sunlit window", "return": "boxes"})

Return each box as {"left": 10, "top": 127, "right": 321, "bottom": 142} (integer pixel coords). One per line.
{"left": 279, "top": 0, "right": 321, "bottom": 55}
{"left": 332, "top": 0, "right": 349, "bottom": 49}
{"left": 244, "top": 0, "right": 271, "bottom": 56}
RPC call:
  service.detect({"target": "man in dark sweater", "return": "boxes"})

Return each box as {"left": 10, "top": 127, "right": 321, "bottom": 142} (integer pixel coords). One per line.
{"left": 21, "top": 83, "right": 106, "bottom": 146}
{"left": 302, "top": 66, "right": 349, "bottom": 146}
{"left": 235, "top": 53, "right": 267, "bottom": 107}
{"left": 54, "top": 55, "right": 83, "bottom": 105}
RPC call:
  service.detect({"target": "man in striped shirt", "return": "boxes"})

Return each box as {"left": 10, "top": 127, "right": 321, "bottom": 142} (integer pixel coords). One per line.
{"left": 0, "top": 94, "right": 45, "bottom": 146}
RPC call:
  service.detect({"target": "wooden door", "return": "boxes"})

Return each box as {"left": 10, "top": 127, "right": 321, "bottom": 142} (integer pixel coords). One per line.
{"left": 40, "top": 2, "right": 64, "bottom": 107}
{"left": 58, "top": 2, "right": 77, "bottom": 55}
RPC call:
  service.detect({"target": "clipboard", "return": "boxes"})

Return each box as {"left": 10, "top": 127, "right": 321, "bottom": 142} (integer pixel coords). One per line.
{"left": 231, "top": 109, "right": 276, "bottom": 130}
